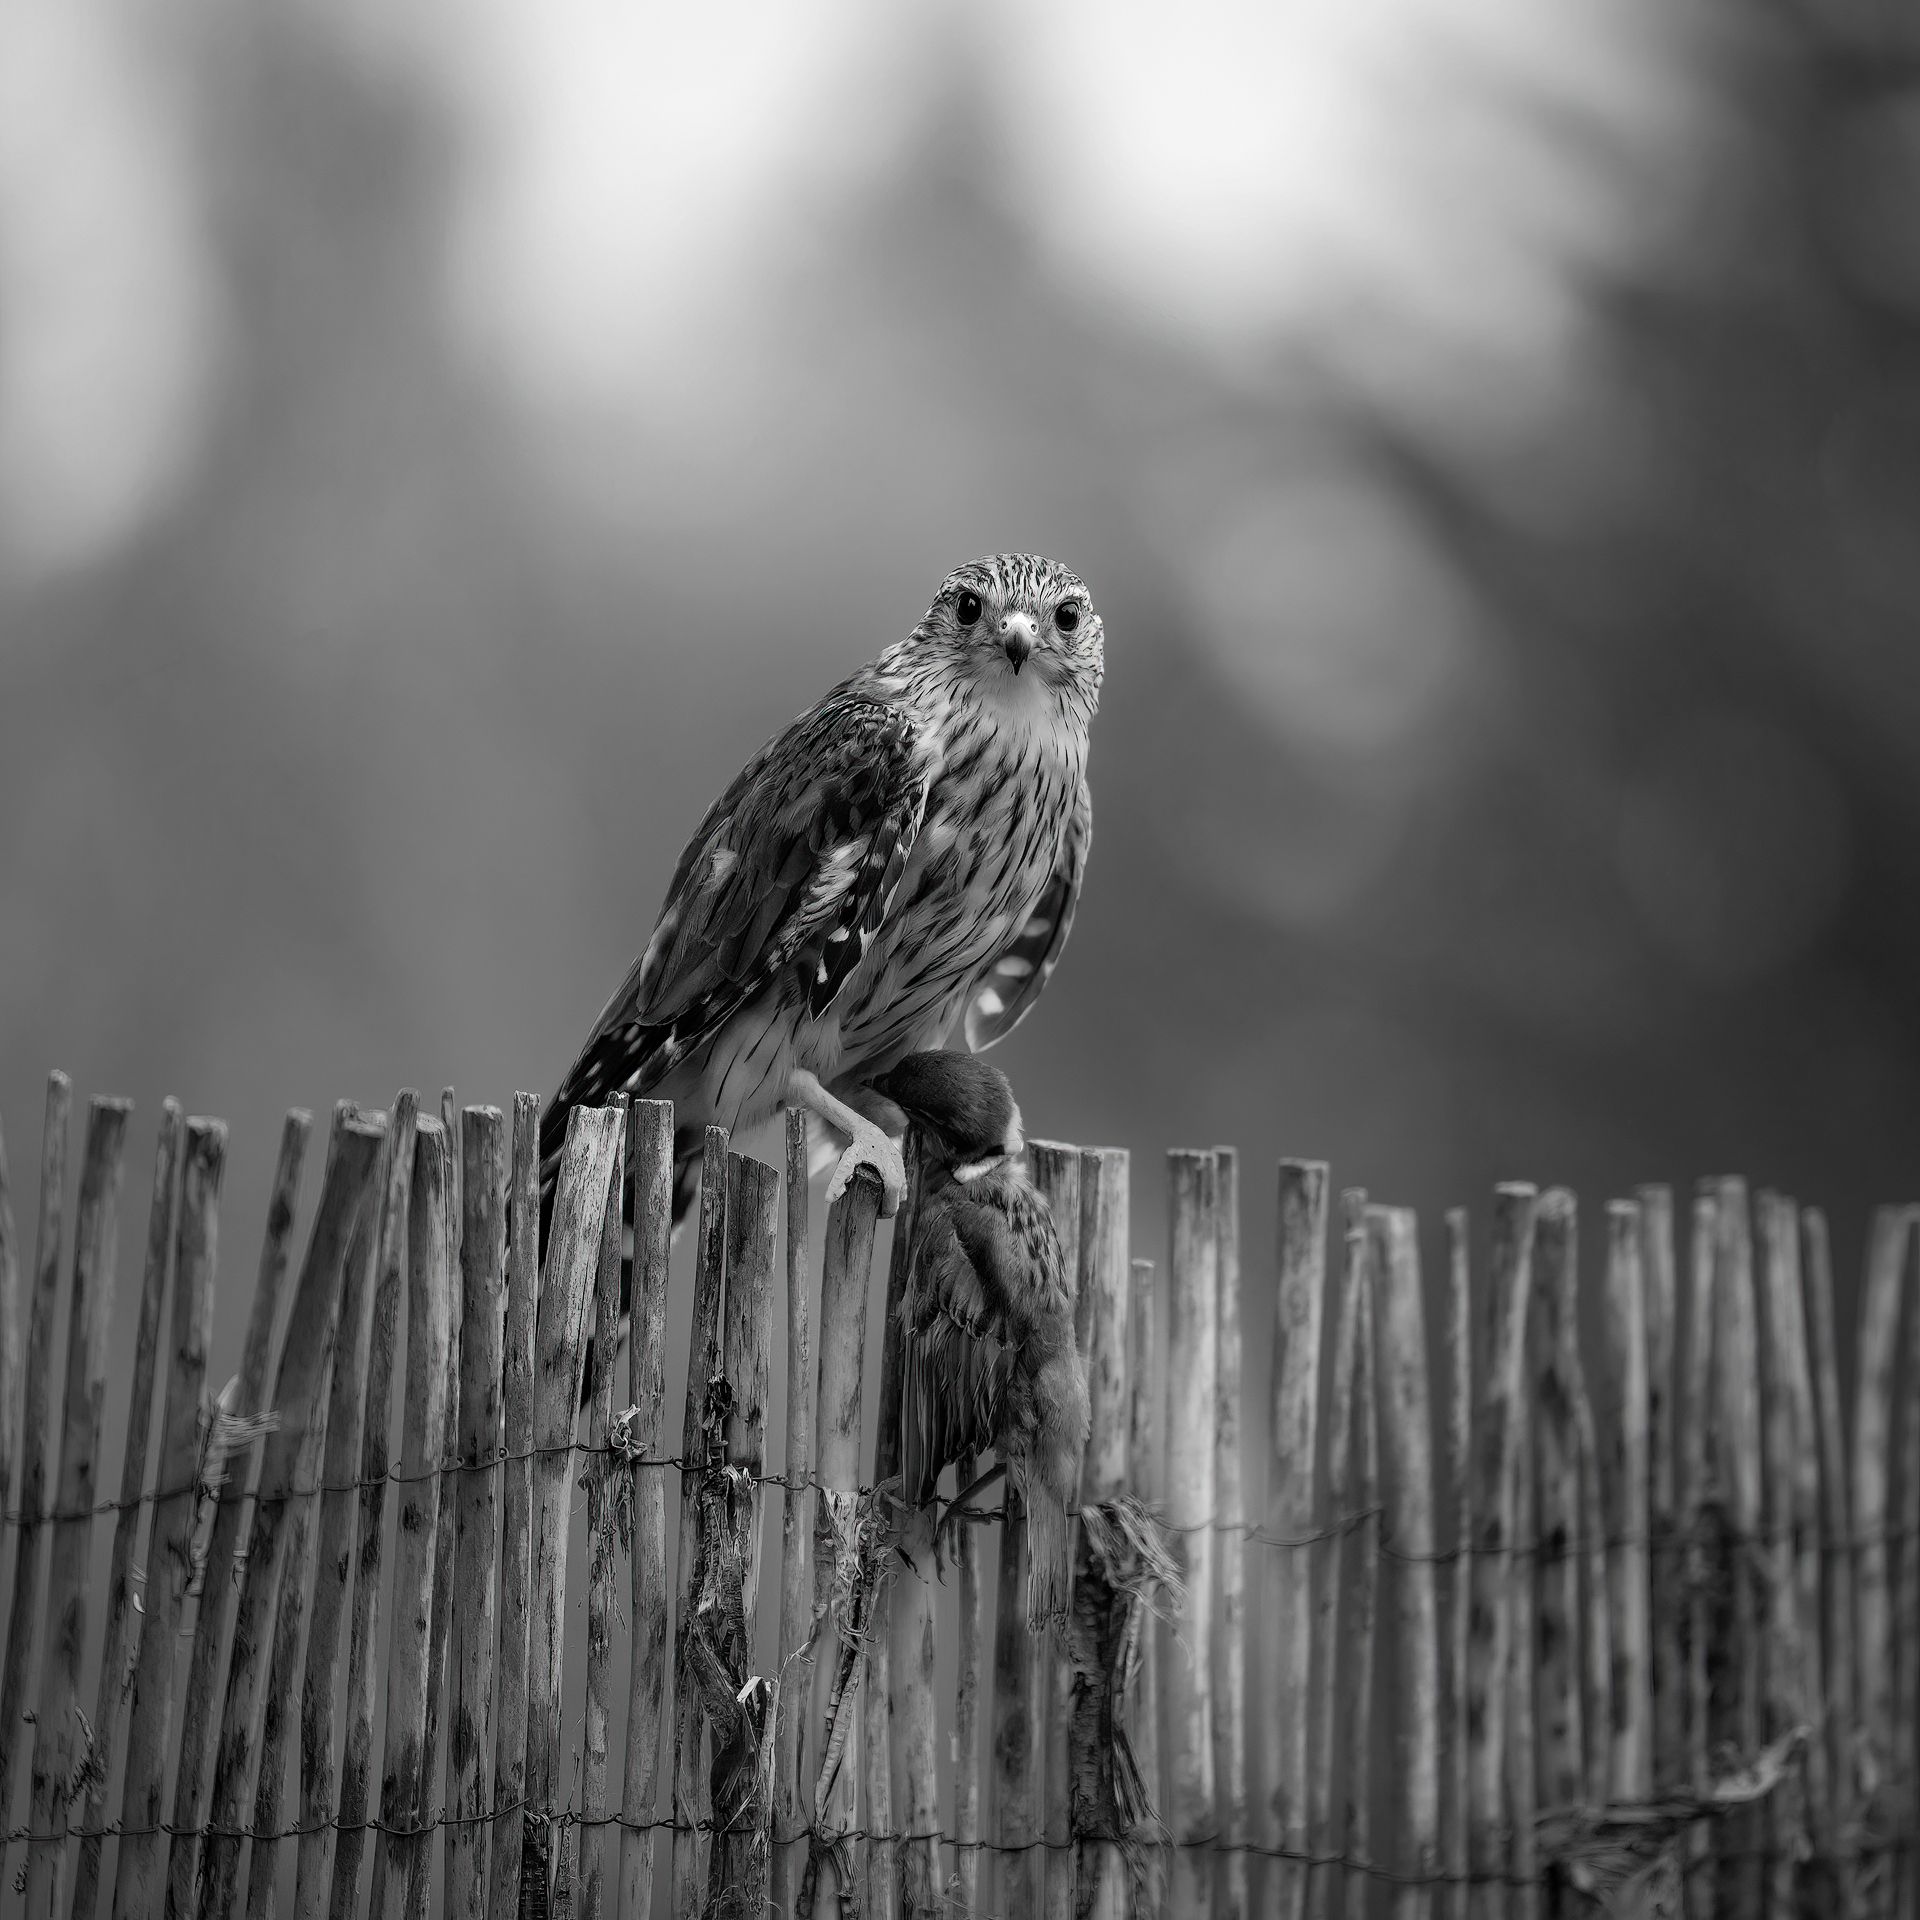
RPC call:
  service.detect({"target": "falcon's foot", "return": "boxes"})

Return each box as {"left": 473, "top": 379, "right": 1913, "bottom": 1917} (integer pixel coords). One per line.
{"left": 825, "top": 1116, "right": 906, "bottom": 1217}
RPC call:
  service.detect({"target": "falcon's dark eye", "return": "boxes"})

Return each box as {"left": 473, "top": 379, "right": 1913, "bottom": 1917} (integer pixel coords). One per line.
{"left": 954, "top": 589, "right": 983, "bottom": 626}
{"left": 1054, "top": 602, "right": 1082, "bottom": 635}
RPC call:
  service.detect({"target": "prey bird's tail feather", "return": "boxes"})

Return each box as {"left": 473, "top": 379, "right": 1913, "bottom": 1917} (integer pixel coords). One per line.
{"left": 1022, "top": 1481, "right": 1074, "bottom": 1633}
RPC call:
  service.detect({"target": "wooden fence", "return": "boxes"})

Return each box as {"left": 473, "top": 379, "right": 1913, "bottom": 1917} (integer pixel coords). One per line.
{"left": 0, "top": 1071, "right": 1913, "bottom": 1918}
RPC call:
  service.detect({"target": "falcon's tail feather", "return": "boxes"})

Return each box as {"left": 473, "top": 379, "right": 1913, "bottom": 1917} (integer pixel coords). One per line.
{"left": 1023, "top": 1482, "right": 1074, "bottom": 1633}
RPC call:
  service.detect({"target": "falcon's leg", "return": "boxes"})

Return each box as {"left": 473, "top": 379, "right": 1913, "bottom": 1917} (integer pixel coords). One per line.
{"left": 788, "top": 1069, "right": 906, "bottom": 1217}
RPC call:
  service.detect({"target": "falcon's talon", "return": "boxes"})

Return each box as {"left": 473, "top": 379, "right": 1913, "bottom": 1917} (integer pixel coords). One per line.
{"left": 824, "top": 1120, "right": 906, "bottom": 1217}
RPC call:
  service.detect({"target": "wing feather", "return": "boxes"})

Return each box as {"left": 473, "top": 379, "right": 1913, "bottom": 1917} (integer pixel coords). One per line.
{"left": 964, "top": 773, "right": 1090, "bottom": 1052}
{"left": 542, "top": 693, "right": 927, "bottom": 1170}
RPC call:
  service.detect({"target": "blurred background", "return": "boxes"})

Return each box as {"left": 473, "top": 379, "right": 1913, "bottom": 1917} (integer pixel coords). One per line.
{"left": 5, "top": 0, "right": 1920, "bottom": 1515}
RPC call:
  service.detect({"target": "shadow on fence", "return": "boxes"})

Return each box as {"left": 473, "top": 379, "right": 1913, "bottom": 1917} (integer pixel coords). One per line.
{"left": 0, "top": 1071, "right": 1913, "bottom": 1918}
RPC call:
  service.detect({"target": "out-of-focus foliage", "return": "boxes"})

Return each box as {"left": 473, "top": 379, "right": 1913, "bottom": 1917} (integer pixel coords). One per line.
{"left": 4, "top": 0, "right": 1920, "bottom": 1398}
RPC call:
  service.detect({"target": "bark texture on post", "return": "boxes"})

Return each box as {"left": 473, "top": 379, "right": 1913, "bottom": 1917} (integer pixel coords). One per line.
{"left": 618, "top": 1100, "right": 674, "bottom": 1920}
{"left": 1637, "top": 1185, "right": 1683, "bottom": 1799}
{"left": 1268, "top": 1161, "right": 1328, "bottom": 1920}
{"left": 112, "top": 1115, "right": 225, "bottom": 1920}
{"left": 1464, "top": 1186, "right": 1538, "bottom": 1920}
{"left": 24, "top": 1095, "right": 131, "bottom": 1920}
{"left": 1164, "top": 1150, "right": 1219, "bottom": 1920}
{"left": 1603, "top": 1198, "right": 1653, "bottom": 1805}
{"left": 1211, "top": 1147, "right": 1249, "bottom": 1920}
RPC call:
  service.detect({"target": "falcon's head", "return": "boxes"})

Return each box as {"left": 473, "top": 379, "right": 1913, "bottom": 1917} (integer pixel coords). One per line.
{"left": 870, "top": 1050, "right": 1026, "bottom": 1183}
{"left": 908, "top": 553, "right": 1103, "bottom": 718}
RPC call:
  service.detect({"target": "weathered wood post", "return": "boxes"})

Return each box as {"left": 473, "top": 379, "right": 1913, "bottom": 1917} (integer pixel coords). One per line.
{"left": 1306, "top": 1191, "right": 1367, "bottom": 1920}
{"left": 1464, "top": 1185, "right": 1539, "bottom": 1920}
{"left": 1344, "top": 1205, "right": 1380, "bottom": 1920}
{"left": 1165, "top": 1150, "right": 1219, "bottom": 1919}
{"left": 771, "top": 1109, "right": 817, "bottom": 1920}
{"left": 1371, "top": 1205, "right": 1439, "bottom": 1920}
{"left": 1066, "top": 1146, "right": 1130, "bottom": 1919}
{"left": 301, "top": 1093, "right": 419, "bottom": 1920}
{"left": 111, "top": 1114, "right": 226, "bottom": 1920}
{"left": 1030, "top": 1138, "right": 1081, "bottom": 1920}
{"left": 1443, "top": 1207, "right": 1472, "bottom": 1920}
{"left": 802, "top": 1169, "right": 884, "bottom": 1920}
{"left": 446, "top": 1104, "right": 508, "bottom": 1918}
{"left": 1680, "top": 1184, "right": 1719, "bottom": 1918}
{"left": 670, "top": 1128, "right": 730, "bottom": 1920}
{"left": 1853, "top": 1204, "right": 1913, "bottom": 1915}
{"left": 580, "top": 1096, "right": 630, "bottom": 1920}
{"left": 1127, "top": 1254, "right": 1164, "bottom": 1911}
{"left": 71, "top": 1101, "right": 181, "bottom": 1920}
{"left": 0, "top": 1071, "right": 71, "bottom": 1866}
{"left": 1268, "top": 1162, "right": 1328, "bottom": 1920}
{"left": 205, "top": 1108, "right": 385, "bottom": 1920}
{"left": 24, "top": 1095, "right": 130, "bottom": 1918}
{"left": 1637, "top": 1186, "right": 1682, "bottom": 1800}
{"left": 1212, "top": 1147, "right": 1250, "bottom": 1920}
{"left": 522, "top": 1104, "right": 626, "bottom": 1916}
{"left": 618, "top": 1098, "right": 675, "bottom": 1920}
{"left": 488, "top": 1093, "right": 542, "bottom": 1920}
{"left": 370, "top": 1118, "right": 457, "bottom": 1920}
{"left": 330, "top": 1102, "right": 417, "bottom": 1920}
{"left": 1801, "top": 1206, "right": 1853, "bottom": 1898}
{"left": 1602, "top": 1198, "right": 1653, "bottom": 1806}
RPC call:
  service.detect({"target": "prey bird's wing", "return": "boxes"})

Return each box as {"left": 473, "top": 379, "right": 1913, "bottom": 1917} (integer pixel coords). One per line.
{"left": 900, "top": 1200, "right": 1019, "bottom": 1506}
{"left": 545, "top": 693, "right": 928, "bottom": 1151}
{"left": 964, "top": 772, "right": 1090, "bottom": 1053}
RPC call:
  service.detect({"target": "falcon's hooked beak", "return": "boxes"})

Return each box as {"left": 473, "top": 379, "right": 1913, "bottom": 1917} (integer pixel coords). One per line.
{"left": 999, "top": 610, "right": 1037, "bottom": 673}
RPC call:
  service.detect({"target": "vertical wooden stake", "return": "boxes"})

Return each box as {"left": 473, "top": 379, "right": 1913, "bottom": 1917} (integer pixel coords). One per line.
{"left": 169, "top": 1111, "right": 313, "bottom": 1917}
{"left": 1709, "top": 1179, "right": 1764, "bottom": 1920}
{"left": 295, "top": 1096, "right": 417, "bottom": 1920}
{"left": 617, "top": 1100, "right": 674, "bottom": 1920}
{"left": 1370, "top": 1206, "right": 1439, "bottom": 1920}
{"left": 521, "top": 1105, "right": 626, "bottom": 1916}
{"left": 486, "top": 1094, "right": 541, "bottom": 1920}
{"left": 1896, "top": 1204, "right": 1920, "bottom": 1920}
{"left": 1443, "top": 1207, "right": 1472, "bottom": 1920}
{"left": 580, "top": 1097, "right": 629, "bottom": 1920}
{"left": 669, "top": 1128, "right": 729, "bottom": 1920}
{"left": 0, "top": 1070, "right": 71, "bottom": 1862}
{"left": 444, "top": 1106, "right": 508, "bottom": 1919}
{"left": 250, "top": 1109, "right": 390, "bottom": 1920}
{"left": 1030, "top": 1139, "right": 1081, "bottom": 1920}
{"left": 329, "top": 1097, "right": 420, "bottom": 1920}
{"left": 1127, "top": 1255, "right": 1164, "bottom": 1909}
{"left": 869, "top": 1135, "right": 924, "bottom": 1920}
{"left": 1679, "top": 1184, "right": 1719, "bottom": 1920}
{"left": 1166, "top": 1150, "right": 1219, "bottom": 1919}
{"left": 1212, "top": 1147, "right": 1250, "bottom": 1920}
{"left": 370, "top": 1120, "right": 457, "bottom": 1920}
{"left": 72, "top": 1100, "right": 178, "bottom": 1920}
{"left": 1343, "top": 1207, "right": 1379, "bottom": 1920}
{"left": 771, "top": 1109, "right": 816, "bottom": 1919}
{"left": 1756, "top": 1193, "right": 1819, "bottom": 1919}
{"left": 991, "top": 1434, "right": 1040, "bottom": 1914}
{"left": 1530, "top": 1190, "right": 1584, "bottom": 1820}
{"left": 0, "top": 1109, "right": 19, "bottom": 1548}
{"left": 1853, "top": 1204, "right": 1913, "bottom": 1914}
{"left": 1465, "top": 1185, "right": 1538, "bottom": 1920}
{"left": 201, "top": 1110, "right": 384, "bottom": 1920}
{"left": 1070, "top": 1146, "right": 1131, "bottom": 1919}
{"left": 111, "top": 1117, "right": 225, "bottom": 1920}
{"left": 1602, "top": 1199, "right": 1652, "bottom": 1804}
{"left": 1801, "top": 1207, "right": 1853, "bottom": 1887}
{"left": 1268, "top": 1162, "right": 1328, "bottom": 1920}
{"left": 1637, "top": 1186, "right": 1683, "bottom": 1798}
{"left": 805, "top": 1172, "right": 883, "bottom": 1920}
{"left": 1306, "top": 1190, "right": 1367, "bottom": 1920}
{"left": 1506, "top": 1370, "right": 1538, "bottom": 1920}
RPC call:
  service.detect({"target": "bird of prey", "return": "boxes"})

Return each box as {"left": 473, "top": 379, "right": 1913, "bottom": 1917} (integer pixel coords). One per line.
{"left": 874, "top": 1049, "right": 1090, "bottom": 1630}
{"left": 539, "top": 553, "right": 1101, "bottom": 1240}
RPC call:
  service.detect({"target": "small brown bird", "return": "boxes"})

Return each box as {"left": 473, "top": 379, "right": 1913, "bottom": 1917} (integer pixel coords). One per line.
{"left": 539, "top": 554, "right": 1101, "bottom": 1249}
{"left": 874, "top": 1050, "right": 1090, "bottom": 1630}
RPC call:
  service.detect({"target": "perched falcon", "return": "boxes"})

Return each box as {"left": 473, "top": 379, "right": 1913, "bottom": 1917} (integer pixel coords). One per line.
{"left": 874, "top": 1050, "right": 1089, "bottom": 1631}
{"left": 539, "top": 553, "right": 1101, "bottom": 1239}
